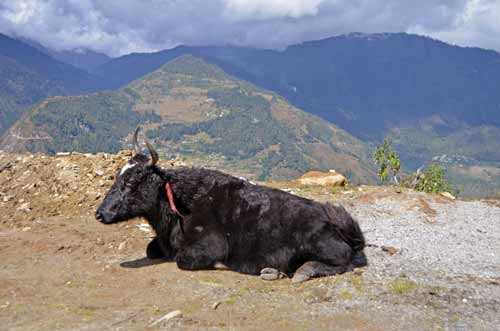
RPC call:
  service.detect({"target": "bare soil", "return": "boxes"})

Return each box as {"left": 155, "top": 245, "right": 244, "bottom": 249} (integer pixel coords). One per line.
{"left": 1, "top": 151, "right": 499, "bottom": 330}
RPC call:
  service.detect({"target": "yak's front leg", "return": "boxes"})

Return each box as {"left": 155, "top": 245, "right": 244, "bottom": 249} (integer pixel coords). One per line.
{"left": 146, "top": 237, "right": 174, "bottom": 260}
{"left": 176, "top": 231, "right": 227, "bottom": 271}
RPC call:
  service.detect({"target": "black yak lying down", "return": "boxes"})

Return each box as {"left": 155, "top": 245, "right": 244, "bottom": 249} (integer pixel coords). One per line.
{"left": 96, "top": 129, "right": 367, "bottom": 282}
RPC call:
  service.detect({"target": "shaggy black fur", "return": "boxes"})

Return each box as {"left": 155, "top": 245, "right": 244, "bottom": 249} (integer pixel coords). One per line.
{"left": 96, "top": 153, "right": 367, "bottom": 281}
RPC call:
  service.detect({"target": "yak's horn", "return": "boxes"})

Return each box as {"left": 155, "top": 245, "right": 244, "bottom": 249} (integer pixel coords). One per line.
{"left": 132, "top": 127, "right": 141, "bottom": 155}
{"left": 146, "top": 140, "right": 159, "bottom": 166}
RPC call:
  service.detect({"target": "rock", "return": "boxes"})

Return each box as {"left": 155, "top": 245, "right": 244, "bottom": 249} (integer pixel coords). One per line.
{"left": 212, "top": 302, "right": 221, "bottom": 310}
{"left": 3, "top": 195, "right": 14, "bottom": 202}
{"left": 117, "top": 241, "right": 126, "bottom": 251}
{"left": 136, "top": 223, "right": 152, "bottom": 232}
{"left": 297, "top": 171, "right": 347, "bottom": 187}
{"left": 95, "top": 170, "right": 104, "bottom": 176}
{"left": 56, "top": 152, "right": 71, "bottom": 157}
{"left": 17, "top": 202, "right": 31, "bottom": 212}
{"left": 22, "top": 226, "right": 31, "bottom": 232}
{"left": 381, "top": 246, "right": 400, "bottom": 255}
{"left": 150, "top": 310, "right": 182, "bottom": 326}
{"left": 440, "top": 192, "right": 456, "bottom": 200}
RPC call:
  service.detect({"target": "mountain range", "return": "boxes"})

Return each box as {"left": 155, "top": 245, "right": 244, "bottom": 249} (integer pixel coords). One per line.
{"left": 0, "top": 55, "right": 374, "bottom": 182}
{"left": 1, "top": 32, "right": 499, "bottom": 196}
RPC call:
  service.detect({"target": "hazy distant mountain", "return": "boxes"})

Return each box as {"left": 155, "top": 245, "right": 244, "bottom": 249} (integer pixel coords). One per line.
{"left": 94, "top": 33, "right": 500, "bottom": 196}
{"left": 97, "top": 33, "right": 500, "bottom": 139}
{"left": 0, "top": 34, "right": 106, "bottom": 93}
{"left": 0, "top": 33, "right": 110, "bottom": 135}
{"left": 21, "top": 38, "right": 111, "bottom": 72}
{"left": 2, "top": 32, "right": 499, "bottom": 195}
{"left": 0, "top": 54, "right": 66, "bottom": 134}
{"left": 0, "top": 55, "right": 374, "bottom": 182}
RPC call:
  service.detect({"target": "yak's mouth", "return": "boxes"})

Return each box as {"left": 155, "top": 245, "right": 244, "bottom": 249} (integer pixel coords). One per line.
{"left": 95, "top": 209, "right": 123, "bottom": 224}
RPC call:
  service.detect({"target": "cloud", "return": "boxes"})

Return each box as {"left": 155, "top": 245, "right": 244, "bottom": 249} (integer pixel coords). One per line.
{"left": 1, "top": 0, "right": 499, "bottom": 56}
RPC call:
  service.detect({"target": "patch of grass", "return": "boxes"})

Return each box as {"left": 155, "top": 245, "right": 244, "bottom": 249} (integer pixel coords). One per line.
{"left": 224, "top": 287, "right": 250, "bottom": 305}
{"left": 390, "top": 279, "right": 417, "bottom": 295}
{"left": 339, "top": 290, "right": 353, "bottom": 300}
{"left": 350, "top": 275, "right": 365, "bottom": 292}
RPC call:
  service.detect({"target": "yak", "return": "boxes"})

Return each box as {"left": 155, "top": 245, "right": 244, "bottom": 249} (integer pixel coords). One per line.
{"left": 96, "top": 128, "right": 367, "bottom": 282}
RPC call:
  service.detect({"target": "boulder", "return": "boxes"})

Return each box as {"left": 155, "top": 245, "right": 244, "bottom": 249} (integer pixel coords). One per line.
{"left": 297, "top": 170, "right": 347, "bottom": 187}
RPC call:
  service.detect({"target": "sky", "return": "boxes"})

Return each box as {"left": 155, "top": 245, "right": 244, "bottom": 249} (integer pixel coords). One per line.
{"left": 1, "top": 0, "right": 499, "bottom": 57}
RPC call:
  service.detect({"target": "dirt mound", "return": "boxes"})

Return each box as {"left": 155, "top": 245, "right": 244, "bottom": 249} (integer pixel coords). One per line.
{"left": 0, "top": 150, "right": 182, "bottom": 228}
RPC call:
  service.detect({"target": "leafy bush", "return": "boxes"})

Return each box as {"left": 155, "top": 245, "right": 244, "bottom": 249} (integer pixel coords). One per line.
{"left": 414, "top": 163, "right": 454, "bottom": 194}
{"left": 373, "top": 139, "right": 401, "bottom": 184}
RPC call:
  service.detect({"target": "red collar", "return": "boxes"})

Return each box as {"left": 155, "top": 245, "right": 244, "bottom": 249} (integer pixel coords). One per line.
{"left": 165, "top": 181, "right": 182, "bottom": 216}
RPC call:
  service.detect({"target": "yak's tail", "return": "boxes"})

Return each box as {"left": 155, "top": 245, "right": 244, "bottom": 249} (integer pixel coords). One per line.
{"left": 324, "top": 203, "right": 367, "bottom": 267}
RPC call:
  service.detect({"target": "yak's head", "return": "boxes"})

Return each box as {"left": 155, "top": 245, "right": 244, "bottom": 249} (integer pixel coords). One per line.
{"left": 96, "top": 128, "right": 164, "bottom": 224}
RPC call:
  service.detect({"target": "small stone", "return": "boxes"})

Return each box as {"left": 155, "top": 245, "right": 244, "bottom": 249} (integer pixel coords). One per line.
{"left": 22, "top": 226, "right": 31, "bottom": 232}
{"left": 381, "top": 246, "right": 399, "bottom": 255}
{"left": 150, "top": 310, "right": 182, "bottom": 326}
{"left": 440, "top": 192, "right": 456, "bottom": 200}
{"left": 17, "top": 202, "right": 31, "bottom": 212}
{"left": 3, "top": 195, "right": 13, "bottom": 202}
{"left": 118, "top": 241, "right": 126, "bottom": 251}
{"left": 56, "top": 152, "right": 71, "bottom": 157}
{"left": 212, "top": 301, "right": 221, "bottom": 310}
{"left": 95, "top": 170, "right": 104, "bottom": 176}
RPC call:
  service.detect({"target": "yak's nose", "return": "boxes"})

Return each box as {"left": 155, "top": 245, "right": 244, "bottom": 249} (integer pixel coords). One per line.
{"left": 95, "top": 210, "right": 104, "bottom": 221}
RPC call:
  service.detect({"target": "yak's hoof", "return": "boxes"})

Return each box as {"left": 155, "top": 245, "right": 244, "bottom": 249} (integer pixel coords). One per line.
{"left": 291, "top": 272, "right": 310, "bottom": 283}
{"left": 260, "top": 268, "right": 286, "bottom": 281}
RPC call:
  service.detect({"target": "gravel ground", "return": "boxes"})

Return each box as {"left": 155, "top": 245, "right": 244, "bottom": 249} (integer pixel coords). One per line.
{"left": 351, "top": 199, "right": 500, "bottom": 279}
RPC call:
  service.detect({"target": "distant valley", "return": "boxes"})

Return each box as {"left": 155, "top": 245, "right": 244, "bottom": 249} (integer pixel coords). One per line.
{"left": 1, "top": 32, "right": 499, "bottom": 197}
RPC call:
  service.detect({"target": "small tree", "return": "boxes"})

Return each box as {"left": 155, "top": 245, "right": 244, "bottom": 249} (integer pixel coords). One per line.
{"left": 373, "top": 139, "right": 401, "bottom": 184}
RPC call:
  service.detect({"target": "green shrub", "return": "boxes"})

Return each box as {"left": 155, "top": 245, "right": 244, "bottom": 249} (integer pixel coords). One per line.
{"left": 414, "top": 163, "right": 454, "bottom": 194}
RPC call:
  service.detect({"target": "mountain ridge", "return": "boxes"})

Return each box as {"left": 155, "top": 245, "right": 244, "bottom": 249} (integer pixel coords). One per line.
{"left": 0, "top": 55, "right": 375, "bottom": 182}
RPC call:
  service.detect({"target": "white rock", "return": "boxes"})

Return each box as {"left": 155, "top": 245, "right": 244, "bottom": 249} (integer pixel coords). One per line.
{"left": 17, "top": 202, "right": 30, "bottom": 212}
{"left": 440, "top": 192, "right": 456, "bottom": 200}
{"left": 117, "top": 241, "right": 126, "bottom": 251}
{"left": 150, "top": 310, "right": 182, "bottom": 326}
{"left": 136, "top": 223, "right": 152, "bottom": 232}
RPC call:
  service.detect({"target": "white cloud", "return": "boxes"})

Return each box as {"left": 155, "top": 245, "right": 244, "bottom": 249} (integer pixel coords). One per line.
{"left": 222, "top": 0, "right": 323, "bottom": 21}
{"left": 1, "top": 0, "right": 499, "bottom": 56}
